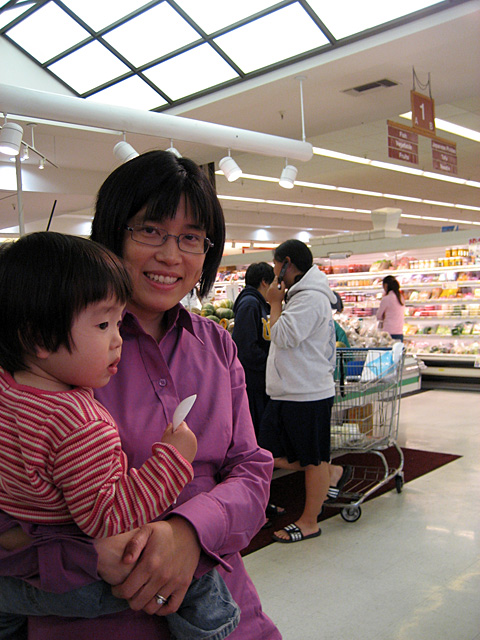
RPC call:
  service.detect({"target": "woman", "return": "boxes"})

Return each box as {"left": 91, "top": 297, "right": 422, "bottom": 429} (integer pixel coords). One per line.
{"left": 259, "top": 240, "right": 351, "bottom": 544}
{"left": 376, "top": 275, "right": 405, "bottom": 341}
{"left": 0, "top": 151, "right": 280, "bottom": 639}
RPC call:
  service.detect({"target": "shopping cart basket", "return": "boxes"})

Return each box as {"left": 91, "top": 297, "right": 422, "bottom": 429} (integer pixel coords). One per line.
{"left": 327, "top": 343, "right": 405, "bottom": 522}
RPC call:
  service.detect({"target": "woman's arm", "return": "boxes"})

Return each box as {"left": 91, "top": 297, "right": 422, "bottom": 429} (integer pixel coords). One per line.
{"left": 376, "top": 296, "right": 387, "bottom": 322}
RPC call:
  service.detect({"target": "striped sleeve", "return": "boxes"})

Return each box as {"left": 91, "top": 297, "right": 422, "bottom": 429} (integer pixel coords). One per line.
{"left": 52, "top": 421, "right": 193, "bottom": 538}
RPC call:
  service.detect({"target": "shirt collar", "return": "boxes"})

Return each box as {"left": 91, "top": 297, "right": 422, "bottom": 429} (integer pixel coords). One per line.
{"left": 121, "top": 304, "right": 198, "bottom": 340}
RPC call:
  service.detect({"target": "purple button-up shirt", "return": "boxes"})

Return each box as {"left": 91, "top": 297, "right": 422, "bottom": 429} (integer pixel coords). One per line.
{"left": 0, "top": 306, "right": 280, "bottom": 639}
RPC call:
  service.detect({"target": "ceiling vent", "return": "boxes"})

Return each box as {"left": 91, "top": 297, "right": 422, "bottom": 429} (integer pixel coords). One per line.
{"left": 342, "top": 78, "right": 399, "bottom": 97}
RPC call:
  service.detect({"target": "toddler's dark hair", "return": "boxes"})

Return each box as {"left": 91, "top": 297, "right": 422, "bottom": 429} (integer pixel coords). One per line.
{"left": 0, "top": 232, "right": 132, "bottom": 372}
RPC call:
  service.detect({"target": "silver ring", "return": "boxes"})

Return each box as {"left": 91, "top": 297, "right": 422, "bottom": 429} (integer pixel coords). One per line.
{"left": 155, "top": 594, "right": 168, "bottom": 606}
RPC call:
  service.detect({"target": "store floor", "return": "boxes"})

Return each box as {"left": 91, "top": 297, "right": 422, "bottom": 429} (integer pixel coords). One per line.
{"left": 244, "top": 390, "right": 480, "bottom": 640}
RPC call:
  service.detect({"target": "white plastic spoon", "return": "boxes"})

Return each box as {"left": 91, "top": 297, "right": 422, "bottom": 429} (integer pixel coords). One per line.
{"left": 172, "top": 394, "right": 197, "bottom": 431}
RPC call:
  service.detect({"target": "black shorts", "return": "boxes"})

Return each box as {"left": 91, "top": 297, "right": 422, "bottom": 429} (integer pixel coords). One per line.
{"left": 259, "top": 397, "right": 334, "bottom": 467}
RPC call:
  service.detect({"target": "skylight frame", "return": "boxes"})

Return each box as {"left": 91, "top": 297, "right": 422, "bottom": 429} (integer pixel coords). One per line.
{"left": 0, "top": 0, "right": 459, "bottom": 111}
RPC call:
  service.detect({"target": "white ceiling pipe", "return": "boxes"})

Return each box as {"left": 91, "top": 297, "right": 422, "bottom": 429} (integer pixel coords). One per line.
{"left": 0, "top": 84, "right": 313, "bottom": 162}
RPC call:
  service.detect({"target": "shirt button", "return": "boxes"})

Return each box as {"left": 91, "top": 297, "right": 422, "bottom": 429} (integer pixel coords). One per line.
{"left": 159, "top": 379, "right": 167, "bottom": 387}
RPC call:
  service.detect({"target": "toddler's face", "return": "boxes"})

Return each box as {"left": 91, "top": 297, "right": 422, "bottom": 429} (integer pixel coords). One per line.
{"left": 40, "top": 296, "right": 124, "bottom": 390}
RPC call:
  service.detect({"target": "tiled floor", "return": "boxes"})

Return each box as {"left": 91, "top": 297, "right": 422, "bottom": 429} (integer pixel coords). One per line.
{"left": 244, "top": 390, "right": 480, "bottom": 640}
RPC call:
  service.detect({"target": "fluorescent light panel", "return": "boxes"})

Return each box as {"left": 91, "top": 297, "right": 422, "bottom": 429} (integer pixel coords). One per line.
{"left": 399, "top": 112, "right": 480, "bottom": 142}
{"left": 312, "top": 147, "right": 480, "bottom": 189}
{"left": 219, "top": 172, "right": 480, "bottom": 213}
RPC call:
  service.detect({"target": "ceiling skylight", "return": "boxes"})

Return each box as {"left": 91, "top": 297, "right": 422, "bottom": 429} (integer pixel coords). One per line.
{"left": 0, "top": 1, "right": 35, "bottom": 29}
{"left": 60, "top": 0, "right": 152, "bottom": 32}
{"left": 48, "top": 41, "right": 131, "bottom": 94}
{"left": 6, "top": 2, "right": 89, "bottom": 63}
{"left": 213, "top": 4, "right": 330, "bottom": 74}
{"left": 308, "top": 0, "right": 444, "bottom": 40}
{"left": 174, "top": 0, "right": 279, "bottom": 34}
{"left": 102, "top": 3, "right": 200, "bottom": 68}
{"left": 0, "top": 0, "right": 454, "bottom": 110}
{"left": 86, "top": 75, "right": 167, "bottom": 110}
{"left": 143, "top": 43, "right": 238, "bottom": 102}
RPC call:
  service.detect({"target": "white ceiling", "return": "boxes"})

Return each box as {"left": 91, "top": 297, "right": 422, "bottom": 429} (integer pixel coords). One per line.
{"left": 0, "top": 1, "right": 479, "bottom": 254}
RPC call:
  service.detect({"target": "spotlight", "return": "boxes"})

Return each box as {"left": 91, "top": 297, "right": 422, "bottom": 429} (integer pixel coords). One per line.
{"left": 113, "top": 141, "right": 139, "bottom": 163}
{"left": 21, "top": 144, "right": 29, "bottom": 161}
{"left": 279, "top": 164, "right": 297, "bottom": 189}
{"left": 38, "top": 157, "right": 45, "bottom": 170}
{"left": 166, "top": 139, "right": 182, "bottom": 158}
{"left": 219, "top": 152, "right": 242, "bottom": 182}
{"left": 0, "top": 122, "right": 24, "bottom": 156}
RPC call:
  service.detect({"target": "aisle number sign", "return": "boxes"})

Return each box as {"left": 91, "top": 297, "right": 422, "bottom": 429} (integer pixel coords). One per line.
{"left": 411, "top": 90, "right": 435, "bottom": 134}
{"left": 386, "top": 90, "right": 458, "bottom": 174}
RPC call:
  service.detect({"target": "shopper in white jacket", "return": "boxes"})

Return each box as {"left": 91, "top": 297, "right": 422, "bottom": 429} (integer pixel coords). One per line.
{"left": 259, "top": 240, "right": 351, "bottom": 543}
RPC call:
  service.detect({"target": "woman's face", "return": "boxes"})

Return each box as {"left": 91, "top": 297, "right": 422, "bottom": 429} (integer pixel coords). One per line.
{"left": 122, "top": 195, "right": 206, "bottom": 324}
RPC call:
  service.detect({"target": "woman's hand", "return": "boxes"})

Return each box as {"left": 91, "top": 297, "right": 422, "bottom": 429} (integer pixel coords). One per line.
{"left": 111, "top": 516, "right": 201, "bottom": 616}
{"left": 94, "top": 528, "right": 144, "bottom": 586}
{"left": 0, "top": 526, "right": 33, "bottom": 551}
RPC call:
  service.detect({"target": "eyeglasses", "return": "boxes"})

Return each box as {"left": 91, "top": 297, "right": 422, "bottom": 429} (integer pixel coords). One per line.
{"left": 124, "top": 225, "right": 213, "bottom": 254}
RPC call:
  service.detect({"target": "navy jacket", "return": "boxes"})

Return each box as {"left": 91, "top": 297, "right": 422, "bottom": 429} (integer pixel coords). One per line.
{"left": 232, "top": 286, "right": 271, "bottom": 387}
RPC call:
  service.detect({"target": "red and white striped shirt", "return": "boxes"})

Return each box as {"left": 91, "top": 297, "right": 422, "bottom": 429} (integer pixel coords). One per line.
{"left": 0, "top": 367, "right": 193, "bottom": 538}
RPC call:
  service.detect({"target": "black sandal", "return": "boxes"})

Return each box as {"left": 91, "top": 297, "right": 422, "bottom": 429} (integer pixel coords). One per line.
{"left": 266, "top": 503, "right": 286, "bottom": 518}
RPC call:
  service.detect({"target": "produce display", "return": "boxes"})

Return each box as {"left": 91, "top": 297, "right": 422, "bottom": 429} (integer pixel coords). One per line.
{"left": 334, "top": 314, "right": 394, "bottom": 348}
{"left": 192, "top": 299, "right": 235, "bottom": 332}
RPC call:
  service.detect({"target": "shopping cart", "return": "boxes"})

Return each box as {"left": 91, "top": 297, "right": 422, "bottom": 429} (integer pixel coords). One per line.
{"left": 326, "top": 343, "right": 405, "bottom": 522}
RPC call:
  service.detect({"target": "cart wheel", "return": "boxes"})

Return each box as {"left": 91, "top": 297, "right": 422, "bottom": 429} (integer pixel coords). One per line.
{"left": 395, "top": 475, "right": 404, "bottom": 493}
{"left": 341, "top": 506, "right": 361, "bottom": 522}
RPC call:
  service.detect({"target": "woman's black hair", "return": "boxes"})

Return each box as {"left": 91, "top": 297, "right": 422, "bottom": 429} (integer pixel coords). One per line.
{"left": 245, "top": 262, "right": 275, "bottom": 289}
{"left": 273, "top": 239, "right": 313, "bottom": 274}
{"left": 91, "top": 150, "right": 225, "bottom": 298}
{"left": 383, "top": 275, "right": 404, "bottom": 306}
{"left": 0, "top": 232, "right": 132, "bottom": 372}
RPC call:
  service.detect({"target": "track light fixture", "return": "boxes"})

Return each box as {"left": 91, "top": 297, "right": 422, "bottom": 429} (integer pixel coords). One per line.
{"left": 113, "top": 140, "right": 139, "bottom": 163}
{"left": 279, "top": 161, "right": 297, "bottom": 189}
{"left": 0, "top": 121, "right": 23, "bottom": 156}
{"left": 219, "top": 150, "right": 242, "bottom": 182}
{"left": 38, "top": 157, "right": 45, "bottom": 170}
{"left": 166, "top": 139, "right": 182, "bottom": 158}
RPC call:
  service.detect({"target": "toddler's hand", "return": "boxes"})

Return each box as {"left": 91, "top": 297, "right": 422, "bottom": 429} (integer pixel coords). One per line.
{"left": 161, "top": 421, "right": 197, "bottom": 463}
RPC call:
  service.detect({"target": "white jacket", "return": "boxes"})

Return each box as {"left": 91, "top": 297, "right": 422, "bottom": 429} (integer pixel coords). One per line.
{"left": 266, "top": 266, "right": 337, "bottom": 401}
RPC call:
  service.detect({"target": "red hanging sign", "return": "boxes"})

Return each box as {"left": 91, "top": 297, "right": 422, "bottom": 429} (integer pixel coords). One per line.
{"left": 411, "top": 90, "right": 435, "bottom": 135}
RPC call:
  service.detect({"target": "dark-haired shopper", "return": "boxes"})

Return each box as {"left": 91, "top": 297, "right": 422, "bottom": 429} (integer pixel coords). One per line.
{"left": 377, "top": 275, "right": 405, "bottom": 341}
{"left": 233, "top": 263, "right": 286, "bottom": 526}
{"left": 0, "top": 151, "right": 280, "bottom": 640}
{"left": 259, "top": 240, "right": 350, "bottom": 544}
